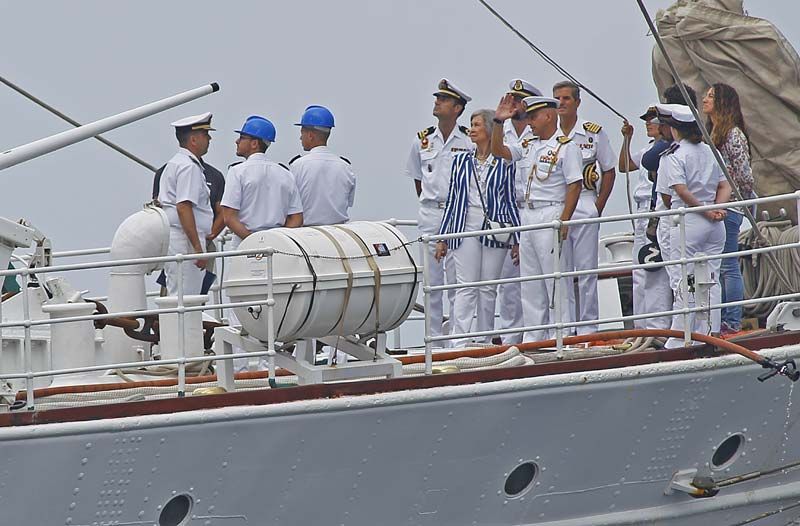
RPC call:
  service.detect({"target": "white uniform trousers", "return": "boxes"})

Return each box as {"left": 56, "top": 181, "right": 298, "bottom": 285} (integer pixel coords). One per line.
{"left": 665, "top": 213, "right": 724, "bottom": 347}
{"left": 496, "top": 252, "right": 523, "bottom": 344}
{"left": 165, "top": 226, "right": 206, "bottom": 297}
{"left": 633, "top": 217, "right": 677, "bottom": 329}
{"left": 418, "top": 204, "right": 455, "bottom": 344}
{"left": 565, "top": 192, "right": 600, "bottom": 335}
{"left": 631, "top": 209, "right": 648, "bottom": 329}
{"left": 450, "top": 208, "right": 507, "bottom": 347}
{"left": 519, "top": 204, "right": 575, "bottom": 343}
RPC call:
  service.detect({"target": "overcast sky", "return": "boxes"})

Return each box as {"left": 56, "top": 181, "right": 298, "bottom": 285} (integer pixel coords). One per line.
{"left": 1, "top": 0, "right": 798, "bottom": 294}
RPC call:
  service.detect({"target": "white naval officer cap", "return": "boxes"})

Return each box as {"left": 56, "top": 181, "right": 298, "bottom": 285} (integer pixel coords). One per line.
{"left": 669, "top": 105, "right": 697, "bottom": 124}
{"left": 433, "top": 78, "right": 471, "bottom": 104}
{"left": 522, "top": 96, "right": 559, "bottom": 113}
{"left": 507, "top": 79, "right": 542, "bottom": 98}
{"left": 170, "top": 112, "right": 215, "bottom": 131}
{"left": 654, "top": 103, "right": 685, "bottom": 121}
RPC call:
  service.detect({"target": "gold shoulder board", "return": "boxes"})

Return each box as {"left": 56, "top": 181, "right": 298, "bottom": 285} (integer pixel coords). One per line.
{"left": 557, "top": 136, "right": 572, "bottom": 145}
{"left": 583, "top": 121, "right": 602, "bottom": 134}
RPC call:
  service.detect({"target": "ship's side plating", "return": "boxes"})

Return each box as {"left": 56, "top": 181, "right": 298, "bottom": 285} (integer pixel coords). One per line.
{"left": 2, "top": 346, "right": 800, "bottom": 526}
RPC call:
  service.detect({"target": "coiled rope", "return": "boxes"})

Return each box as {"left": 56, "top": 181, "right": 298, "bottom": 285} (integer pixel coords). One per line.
{"left": 739, "top": 220, "right": 800, "bottom": 318}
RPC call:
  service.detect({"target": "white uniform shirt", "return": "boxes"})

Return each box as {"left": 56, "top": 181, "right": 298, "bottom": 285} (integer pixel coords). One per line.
{"left": 221, "top": 152, "right": 303, "bottom": 235}
{"left": 290, "top": 145, "right": 356, "bottom": 226}
{"left": 503, "top": 119, "right": 536, "bottom": 206}
{"left": 631, "top": 145, "right": 654, "bottom": 206}
{"left": 158, "top": 148, "right": 213, "bottom": 235}
{"left": 562, "top": 119, "right": 615, "bottom": 195}
{"left": 405, "top": 125, "right": 472, "bottom": 205}
{"left": 512, "top": 134, "right": 583, "bottom": 202}
{"left": 658, "top": 139, "right": 723, "bottom": 209}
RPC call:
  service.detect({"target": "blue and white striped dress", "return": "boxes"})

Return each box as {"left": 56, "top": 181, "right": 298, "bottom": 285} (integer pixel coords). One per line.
{"left": 438, "top": 152, "right": 520, "bottom": 250}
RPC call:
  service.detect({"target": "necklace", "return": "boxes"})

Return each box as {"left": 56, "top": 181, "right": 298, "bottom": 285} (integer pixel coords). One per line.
{"left": 472, "top": 153, "right": 492, "bottom": 184}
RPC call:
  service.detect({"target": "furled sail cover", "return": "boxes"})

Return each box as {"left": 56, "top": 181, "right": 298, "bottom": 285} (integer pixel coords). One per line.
{"left": 652, "top": 0, "right": 800, "bottom": 221}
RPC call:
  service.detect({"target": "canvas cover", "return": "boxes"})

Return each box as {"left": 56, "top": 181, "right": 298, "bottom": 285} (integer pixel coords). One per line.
{"left": 652, "top": 0, "right": 800, "bottom": 221}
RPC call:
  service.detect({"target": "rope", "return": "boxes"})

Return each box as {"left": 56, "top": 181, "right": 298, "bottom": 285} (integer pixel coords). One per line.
{"left": 476, "top": 0, "right": 627, "bottom": 121}
{"left": 334, "top": 225, "right": 383, "bottom": 354}
{"left": 310, "top": 227, "right": 354, "bottom": 337}
{"left": 739, "top": 220, "right": 800, "bottom": 318}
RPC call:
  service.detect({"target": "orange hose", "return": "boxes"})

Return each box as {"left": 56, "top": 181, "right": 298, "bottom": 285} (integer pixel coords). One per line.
{"left": 19, "top": 329, "right": 766, "bottom": 400}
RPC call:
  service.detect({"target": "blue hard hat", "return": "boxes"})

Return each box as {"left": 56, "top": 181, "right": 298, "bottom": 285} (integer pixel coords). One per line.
{"left": 235, "top": 115, "right": 276, "bottom": 143}
{"left": 295, "top": 105, "right": 335, "bottom": 128}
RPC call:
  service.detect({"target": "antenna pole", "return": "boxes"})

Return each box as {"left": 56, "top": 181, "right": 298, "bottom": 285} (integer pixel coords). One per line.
{"left": 0, "top": 75, "right": 158, "bottom": 172}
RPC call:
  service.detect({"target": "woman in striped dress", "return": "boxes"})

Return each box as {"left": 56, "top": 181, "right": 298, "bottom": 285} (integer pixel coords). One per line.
{"left": 435, "top": 109, "right": 520, "bottom": 347}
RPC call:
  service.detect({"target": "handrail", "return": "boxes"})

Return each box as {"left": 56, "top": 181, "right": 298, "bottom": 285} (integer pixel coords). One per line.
{"left": 1, "top": 193, "right": 799, "bottom": 404}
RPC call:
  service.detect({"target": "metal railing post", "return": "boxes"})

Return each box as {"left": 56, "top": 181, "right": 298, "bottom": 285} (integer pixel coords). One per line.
{"left": 265, "top": 249, "right": 277, "bottom": 385}
{"left": 20, "top": 271, "right": 34, "bottom": 410}
{"left": 422, "top": 235, "right": 433, "bottom": 375}
{"left": 552, "top": 221, "right": 564, "bottom": 357}
{"left": 176, "top": 254, "right": 186, "bottom": 397}
{"left": 678, "top": 210, "right": 691, "bottom": 346}
{"left": 266, "top": 249, "right": 276, "bottom": 357}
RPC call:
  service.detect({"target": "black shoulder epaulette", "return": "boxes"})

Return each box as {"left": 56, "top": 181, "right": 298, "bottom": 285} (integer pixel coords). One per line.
{"left": 417, "top": 126, "right": 435, "bottom": 141}
{"left": 340, "top": 156, "right": 351, "bottom": 165}
{"left": 227, "top": 160, "right": 243, "bottom": 169}
{"left": 278, "top": 162, "right": 290, "bottom": 171}
{"left": 660, "top": 143, "right": 680, "bottom": 157}
{"left": 458, "top": 125, "right": 469, "bottom": 135}
{"left": 556, "top": 136, "right": 572, "bottom": 145}
{"left": 583, "top": 121, "right": 602, "bottom": 134}
{"left": 289, "top": 154, "right": 301, "bottom": 165}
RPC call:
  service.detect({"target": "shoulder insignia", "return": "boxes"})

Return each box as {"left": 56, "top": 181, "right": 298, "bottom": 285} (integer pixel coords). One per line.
{"left": 417, "top": 126, "right": 435, "bottom": 141}
{"left": 659, "top": 143, "right": 680, "bottom": 157}
{"left": 278, "top": 162, "right": 290, "bottom": 171}
{"left": 458, "top": 125, "right": 469, "bottom": 135}
{"left": 227, "top": 161, "right": 243, "bottom": 169}
{"left": 556, "top": 136, "right": 572, "bottom": 145}
{"left": 289, "top": 154, "right": 301, "bottom": 165}
{"left": 340, "top": 156, "right": 351, "bottom": 165}
{"left": 583, "top": 121, "right": 602, "bottom": 134}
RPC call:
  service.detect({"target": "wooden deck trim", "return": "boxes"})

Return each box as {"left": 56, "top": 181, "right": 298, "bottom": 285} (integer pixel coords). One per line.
{"left": 1, "top": 331, "right": 796, "bottom": 429}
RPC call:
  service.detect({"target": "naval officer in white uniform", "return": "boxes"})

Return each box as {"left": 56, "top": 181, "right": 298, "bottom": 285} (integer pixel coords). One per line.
{"left": 221, "top": 115, "right": 303, "bottom": 371}
{"left": 158, "top": 112, "right": 215, "bottom": 296}
{"left": 289, "top": 105, "right": 356, "bottom": 226}
{"left": 405, "top": 78, "right": 472, "bottom": 341}
{"left": 492, "top": 95, "right": 583, "bottom": 342}
{"left": 221, "top": 115, "right": 303, "bottom": 247}
{"left": 656, "top": 106, "right": 730, "bottom": 347}
{"left": 553, "top": 81, "right": 616, "bottom": 335}
{"left": 497, "top": 78, "right": 541, "bottom": 344}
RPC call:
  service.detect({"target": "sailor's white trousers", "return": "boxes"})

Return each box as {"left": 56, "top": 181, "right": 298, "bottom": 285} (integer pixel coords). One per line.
{"left": 665, "top": 212, "right": 724, "bottom": 347}
{"left": 418, "top": 204, "right": 455, "bottom": 342}
{"left": 565, "top": 192, "right": 600, "bottom": 335}
{"left": 165, "top": 226, "right": 206, "bottom": 297}
{"left": 496, "top": 252, "right": 523, "bottom": 344}
{"left": 634, "top": 207, "right": 672, "bottom": 330}
{"left": 519, "top": 204, "right": 574, "bottom": 343}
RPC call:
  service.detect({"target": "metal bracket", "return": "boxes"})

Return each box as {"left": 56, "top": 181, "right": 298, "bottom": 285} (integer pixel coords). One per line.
{"left": 665, "top": 469, "right": 719, "bottom": 498}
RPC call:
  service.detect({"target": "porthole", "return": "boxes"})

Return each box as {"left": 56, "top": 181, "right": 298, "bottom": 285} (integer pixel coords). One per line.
{"left": 504, "top": 461, "right": 538, "bottom": 498}
{"left": 711, "top": 433, "right": 745, "bottom": 470}
{"left": 159, "top": 494, "right": 193, "bottom": 526}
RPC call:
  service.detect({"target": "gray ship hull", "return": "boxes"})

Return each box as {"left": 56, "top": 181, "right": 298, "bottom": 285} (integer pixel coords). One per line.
{"left": 3, "top": 345, "right": 800, "bottom": 526}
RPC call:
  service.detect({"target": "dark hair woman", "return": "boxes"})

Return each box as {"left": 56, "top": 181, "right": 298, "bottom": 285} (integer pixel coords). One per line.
{"left": 702, "top": 83, "right": 754, "bottom": 334}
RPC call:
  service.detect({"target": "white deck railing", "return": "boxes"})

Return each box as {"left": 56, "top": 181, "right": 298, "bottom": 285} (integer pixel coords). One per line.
{"left": 0, "top": 192, "right": 798, "bottom": 408}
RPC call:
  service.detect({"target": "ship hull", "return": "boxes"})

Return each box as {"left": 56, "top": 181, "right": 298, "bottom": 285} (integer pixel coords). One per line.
{"left": 3, "top": 345, "right": 800, "bottom": 526}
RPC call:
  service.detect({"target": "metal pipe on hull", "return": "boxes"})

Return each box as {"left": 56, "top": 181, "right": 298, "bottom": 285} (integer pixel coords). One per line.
{"left": 0, "top": 82, "right": 220, "bottom": 171}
